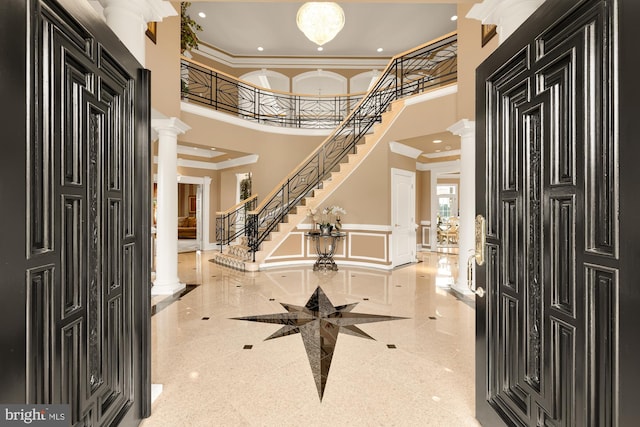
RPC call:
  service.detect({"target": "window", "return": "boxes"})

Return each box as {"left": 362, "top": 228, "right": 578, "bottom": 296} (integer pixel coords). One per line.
{"left": 437, "top": 184, "right": 458, "bottom": 220}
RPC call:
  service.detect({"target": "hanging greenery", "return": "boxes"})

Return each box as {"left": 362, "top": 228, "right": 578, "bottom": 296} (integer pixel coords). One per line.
{"left": 181, "top": 2, "right": 202, "bottom": 53}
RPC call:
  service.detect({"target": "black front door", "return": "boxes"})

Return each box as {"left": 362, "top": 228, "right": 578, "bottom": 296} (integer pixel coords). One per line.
{"left": 0, "top": 1, "right": 151, "bottom": 426}
{"left": 475, "top": 0, "right": 630, "bottom": 425}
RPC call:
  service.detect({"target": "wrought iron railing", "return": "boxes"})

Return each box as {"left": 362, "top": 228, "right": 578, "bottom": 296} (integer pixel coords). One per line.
{"left": 181, "top": 58, "right": 366, "bottom": 129}
{"left": 215, "top": 194, "right": 258, "bottom": 251}
{"left": 246, "top": 33, "right": 457, "bottom": 261}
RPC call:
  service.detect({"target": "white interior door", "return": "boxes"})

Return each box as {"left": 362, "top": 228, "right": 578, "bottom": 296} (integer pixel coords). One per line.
{"left": 391, "top": 168, "right": 416, "bottom": 267}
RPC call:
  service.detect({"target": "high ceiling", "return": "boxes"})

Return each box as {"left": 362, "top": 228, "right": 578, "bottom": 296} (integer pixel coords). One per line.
{"left": 187, "top": 2, "right": 458, "bottom": 58}
{"left": 179, "top": 1, "right": 464, "bottom": 169}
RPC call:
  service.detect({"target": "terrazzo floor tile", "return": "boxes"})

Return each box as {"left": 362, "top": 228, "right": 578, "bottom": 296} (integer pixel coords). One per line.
{"left": 140, "top": 250, "right": 478, "bottom": 427}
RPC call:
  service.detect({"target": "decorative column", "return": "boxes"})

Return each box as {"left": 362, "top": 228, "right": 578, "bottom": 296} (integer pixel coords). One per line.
{"left": 448, "top": 119, "right": 476, "bottom": 295}
{"left": 97, "top": 0, "right": 176, "bottom": 65}
{"left": 467, "top": 0, "right": 546, "bottom": 44}
{"left": 152, "top": 118, "right": 190, "bottom": 295}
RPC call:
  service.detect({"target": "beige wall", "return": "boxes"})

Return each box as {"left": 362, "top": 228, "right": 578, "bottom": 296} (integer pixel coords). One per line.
{"left": 145, "top": 2, "right": 181, "bottom": 118}
{"left": 386, "top": 92, "right": 458, "bottom": 141}
{"left": 417, "top": 170, "right": 432, "bottom": 245}
{"left": 180, "top": 112, "right": 324, "bottom": 205}
{"left": 218, "top": 166, "right": 252, "bottom": 209}
{"left": 318, "top": 140, "right": 390, "bottom": 225}
{"left": 456, "top": 3, "right": 498, "bottom": 120}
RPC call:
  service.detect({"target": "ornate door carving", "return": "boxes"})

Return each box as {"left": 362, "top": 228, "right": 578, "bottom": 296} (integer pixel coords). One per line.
{"left": 476, "top": 0, "right": 621, "bottom": 425}
{"left": 0, "top": 1, "right": 150, "bottom": 426}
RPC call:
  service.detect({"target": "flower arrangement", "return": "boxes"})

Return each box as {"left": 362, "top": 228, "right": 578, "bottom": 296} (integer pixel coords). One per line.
{"left": 307, "top": 205, "right": 346, "bottom": 232}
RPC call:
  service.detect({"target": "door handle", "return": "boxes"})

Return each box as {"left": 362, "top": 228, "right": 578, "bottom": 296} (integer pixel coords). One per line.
{"left": 467, "top": 214, "right": 486, "bottom": 298}
{"left": 474, "top": 214, "right": 486, "bottom": 266}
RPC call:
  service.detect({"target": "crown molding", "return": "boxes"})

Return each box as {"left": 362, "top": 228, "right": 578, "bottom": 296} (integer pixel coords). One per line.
{"left": 195, "top": 43, "right": 390, "bottom": 70}
{"left": 177, "top": 144, "right": 225, "bottom": 159}
{"left": 416, "top": 159, "right": 460, "bottom": 172}
{"left": 153, "top": 154, "right": 259, "bottom": 171}
{"left": 422, "top": 149, "right": 461, "bottom": 159}
{"left": 389, "top": 141, "right": 423, "bottom": 159}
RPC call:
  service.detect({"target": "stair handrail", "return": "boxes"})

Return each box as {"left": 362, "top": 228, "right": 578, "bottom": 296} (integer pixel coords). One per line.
{"left": 215, "top": 194, "right": 258, "bottom": 252}
{"left": 181, "top": 57, "right": 367, "bottom": 129}
{"left": 246, "top": 32, "right": 458, "bottom": 261}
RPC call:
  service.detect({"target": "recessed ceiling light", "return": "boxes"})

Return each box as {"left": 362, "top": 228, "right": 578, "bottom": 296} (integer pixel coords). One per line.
{"left": 451, "top": 15, "right": 458, "bottom": 21}
{"left": 377, "top": 47, "right": 384, "bottom": 53}
{"left": 210, "top": 147, "right": 216, "bottom": 151}
{"left": 317, "top": 46, "right": 324, "bottom": 51}
{"left": 435, "top": 149, "right": 442, "bottom": 153}
{"left": 433, "top": 139, "right": 443, "bottom": 143}
{"left": 257, "top": 46, "right": 264, "bottom": 51}
{"left": 198, "top": 12, "right": 206, "bottom": 18}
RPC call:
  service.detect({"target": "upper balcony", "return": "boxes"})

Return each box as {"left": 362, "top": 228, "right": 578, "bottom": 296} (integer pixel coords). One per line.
{"left": 180, "top": 34, "right": 457, "bottom": 130}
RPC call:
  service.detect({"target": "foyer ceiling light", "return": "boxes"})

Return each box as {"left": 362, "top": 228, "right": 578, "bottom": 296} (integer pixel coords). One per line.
{"left": 296, "top": 2, "right": 345, "bottom": 46}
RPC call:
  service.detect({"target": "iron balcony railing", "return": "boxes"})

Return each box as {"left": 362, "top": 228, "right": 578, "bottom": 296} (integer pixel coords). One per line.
{"left": 215, "top": 194, "right": 258, "bottom": 251}
{"left": 181, "top": 59, "right": 366, "bottom": 129}
{"left": 246, "top": 33, "right": 457, "bottom": 260}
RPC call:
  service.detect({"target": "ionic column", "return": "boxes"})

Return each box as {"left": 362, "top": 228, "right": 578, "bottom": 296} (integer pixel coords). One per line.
{"left": 467, "top": 0, "right": 546, "bottom": 44}
{"left": 97, "top": 0, "right": 176, "bottom": 65}
{"left": 448, "top": 119, "right": 476, "bottom": 295}
{"left": 152, "top": 118, "right": 190, "bottom": 295}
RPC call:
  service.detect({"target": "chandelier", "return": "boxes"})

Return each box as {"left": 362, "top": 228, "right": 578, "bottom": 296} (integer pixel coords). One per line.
{"left": 296, "top": 2, "right": 345, "bottom": 46}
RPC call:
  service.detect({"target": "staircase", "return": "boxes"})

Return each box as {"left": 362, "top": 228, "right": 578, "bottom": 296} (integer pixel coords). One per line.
{"left": 252, "top": 101, "right": 405, "bottom": 268}
{"left": 211, "top": 33, "right": 457, "bottom": 272}
{"left": 211, "top": 236, "right": 252, "bottom": 271}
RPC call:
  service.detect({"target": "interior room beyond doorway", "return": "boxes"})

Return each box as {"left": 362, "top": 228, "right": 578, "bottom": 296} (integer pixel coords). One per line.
{"left": 178, "top": 182, "right": 200, "bottom": 252}
{"left": 436, "top": 178, "right": 459, "bottom": 252}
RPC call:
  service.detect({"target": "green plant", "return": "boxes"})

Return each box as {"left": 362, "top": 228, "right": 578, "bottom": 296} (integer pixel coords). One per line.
{"left": 181, "top": 2, "right": 202, "bottom": 54}
{"left": 180, "top": 78, "right": 190, "bottom": 97}
{"left": 240, "top": 177, "right": 252, "bottom": 201}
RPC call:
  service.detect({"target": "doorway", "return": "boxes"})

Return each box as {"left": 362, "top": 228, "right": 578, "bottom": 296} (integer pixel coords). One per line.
{"left": 177, "top": 183, "right": 201, "bottom": 252}
{"left": 435, "top": 179, "right": 460, "bottom": 251}
{"left": 391, "top": 168, "right": 416, "bottom": 267}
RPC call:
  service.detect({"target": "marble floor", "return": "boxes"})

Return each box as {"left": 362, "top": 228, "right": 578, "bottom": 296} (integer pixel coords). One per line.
{"left": 141, "top": 251, "right": 480, "bottom": 427}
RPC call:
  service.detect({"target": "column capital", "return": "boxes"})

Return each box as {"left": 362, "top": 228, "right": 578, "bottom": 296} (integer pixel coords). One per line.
{"left": 203, "top": 176, "right": 213, "bottom": 185}
{"left": 151, "top": 117, "right": 191, "bottom": 136}
{"left": 467, "top": 0, "right": 546, "bottom": 43}
{"left": 98, "top": 0, "right": 176, "bottom": 23}
{"left": 447, "top": 119, "right": 476, "bottom": 138}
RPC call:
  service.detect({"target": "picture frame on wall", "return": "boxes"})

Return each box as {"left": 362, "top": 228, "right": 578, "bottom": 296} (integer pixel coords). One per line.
{"left": 146, "top": 21, "right": 157, "bottom": 44}
{"left": 481, "top": 24, "right": 497, "bottom": 47}
{"left": 188, "top": 195, "right": 196, "bottom": 214}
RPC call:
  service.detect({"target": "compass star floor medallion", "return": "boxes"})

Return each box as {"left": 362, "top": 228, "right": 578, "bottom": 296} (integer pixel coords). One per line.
{"left": 232, "top": 286, "right": 407, "bottom": 400}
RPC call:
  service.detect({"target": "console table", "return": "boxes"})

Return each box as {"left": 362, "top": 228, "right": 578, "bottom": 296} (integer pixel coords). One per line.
{"left": 305, "top": 231, "right": 346, "bottom": 271}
